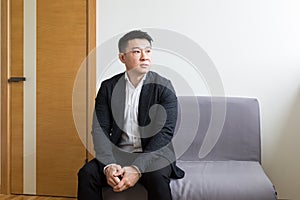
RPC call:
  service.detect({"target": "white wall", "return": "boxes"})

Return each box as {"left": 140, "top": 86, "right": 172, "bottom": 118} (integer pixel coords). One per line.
{"left": 97, "top": 0, "right": 300, "bottom": 199}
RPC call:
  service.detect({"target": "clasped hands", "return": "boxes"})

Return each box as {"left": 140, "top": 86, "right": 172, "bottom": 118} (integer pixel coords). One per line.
{"left": 105, "top": 164, "right": 141, "bottom": 192}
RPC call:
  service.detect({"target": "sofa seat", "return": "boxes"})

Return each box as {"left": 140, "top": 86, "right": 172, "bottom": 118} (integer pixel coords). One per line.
{"left": 171, "top": 160, "right": 277, "bottom": 200}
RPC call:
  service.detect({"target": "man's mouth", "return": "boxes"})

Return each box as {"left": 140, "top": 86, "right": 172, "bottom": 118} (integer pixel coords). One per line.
{"left": 140, "top": 64, "right": 149, "bottom": 68}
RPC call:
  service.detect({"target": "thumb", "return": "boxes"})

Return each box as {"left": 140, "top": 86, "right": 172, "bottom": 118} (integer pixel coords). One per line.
{"left": 113, "top": 167, "right": 124, "bottom": 177}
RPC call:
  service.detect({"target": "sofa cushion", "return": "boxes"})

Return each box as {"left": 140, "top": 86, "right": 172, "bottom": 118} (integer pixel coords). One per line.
{"left": 171, "top": 160, "right": 276, "bottom": 200}
{"left": 176, "top": 96, "right": 261, "bottom": 162}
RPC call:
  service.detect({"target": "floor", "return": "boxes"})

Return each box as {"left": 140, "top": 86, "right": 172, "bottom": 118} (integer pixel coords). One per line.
{"left": 0, "top": 195, "right": 76, "bottom": 200}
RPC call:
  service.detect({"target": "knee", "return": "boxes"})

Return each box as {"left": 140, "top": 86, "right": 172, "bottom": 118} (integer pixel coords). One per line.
{"left": 78, "top": 159, "right": 100, "bottom": 181}
{"left": 142, "top": 170, "right": 170, "bottom": 186}
{"left": 140, "top": 169, "right": 172, "bottom": 200}
{"left": 78, "top": 164, "right": 89, "bottom": 179}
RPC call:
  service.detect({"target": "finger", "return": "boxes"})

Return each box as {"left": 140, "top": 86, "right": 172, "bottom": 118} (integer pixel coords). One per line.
{"left": 113, "top": 184, "right": 128, "bottom": 192}
{"left": 113, "top": 180, "right": 126, "bottom": 192}
{"left": 106, "top": 164, "right": 121, "bottom": 175}
{"left": 107, "top": 181, "right": 115, "bottom": 188}
{"left": 107, "top": 174, "right": 120, "bottom": 186}
{"left": 114, "top": 168, "right": 124, "bottom": 177}
{"left": 114, "top": 176, "right": 134, "bottom": 192}
{"left": 112, "top": 176, "right": 121, "bottom": 184}
{"left": 111, "top": 176, "right": 120, "bottom": 185}
{"left": 117, "top": 177, "right": 131, "bottom": 190}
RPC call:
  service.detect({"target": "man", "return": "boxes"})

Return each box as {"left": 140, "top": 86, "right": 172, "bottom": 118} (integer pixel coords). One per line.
{"left": 78, "top": 30, "right": 184, "bottom": 200}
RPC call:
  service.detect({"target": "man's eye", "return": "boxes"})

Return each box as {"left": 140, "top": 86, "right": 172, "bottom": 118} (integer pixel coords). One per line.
{"left": 146, "top": 49, "right": 152, "bottom": 53}
{"left": 133, "top": 50, "right": 141, "bottom": 54}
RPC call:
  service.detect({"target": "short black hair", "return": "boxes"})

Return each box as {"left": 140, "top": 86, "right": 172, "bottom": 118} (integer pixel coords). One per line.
{"left": 118, "top": 30, "right": 153, "bottom": 53}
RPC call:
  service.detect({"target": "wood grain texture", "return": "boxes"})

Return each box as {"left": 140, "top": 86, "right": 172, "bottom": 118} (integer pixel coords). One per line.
{"left": 0, "top": 195, "right": 75, "bottom": 200}
{"left": 10, "top": 0, "right": 24, "bottom": 194}
{"left": 36, "top": 0, "right": 87, "bottom": 196}
{"left": 2, "top": 0, "right": 96, "bottom": 196}
{"left": 1, "top": 0, "right": 11, "bottom": 194}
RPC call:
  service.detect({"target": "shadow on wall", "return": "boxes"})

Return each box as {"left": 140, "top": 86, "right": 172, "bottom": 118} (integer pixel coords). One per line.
{"left": 271, "top": 87, "right": 300, "bottom": 199}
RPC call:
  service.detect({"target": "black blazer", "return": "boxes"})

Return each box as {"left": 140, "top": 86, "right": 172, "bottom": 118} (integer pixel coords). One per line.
{"left": 92, "top": 71, "right": 184, "bottom": 179}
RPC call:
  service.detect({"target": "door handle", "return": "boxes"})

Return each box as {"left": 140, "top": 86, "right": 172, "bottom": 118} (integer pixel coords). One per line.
{"left": 8, "top": 77, "right": 26, "bottom": 83}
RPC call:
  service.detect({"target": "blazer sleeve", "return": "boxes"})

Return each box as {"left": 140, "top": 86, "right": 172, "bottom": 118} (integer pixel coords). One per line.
{"left": 132, "top": 80, "right": 178, "bottom": 172}
{"left": 92, "top": 81, "right": 117, "bottom": 167}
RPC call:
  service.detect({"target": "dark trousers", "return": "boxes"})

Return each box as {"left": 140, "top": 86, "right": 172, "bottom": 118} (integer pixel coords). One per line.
{"left": 77, "top": 159, "right": 172, "bottom": 200}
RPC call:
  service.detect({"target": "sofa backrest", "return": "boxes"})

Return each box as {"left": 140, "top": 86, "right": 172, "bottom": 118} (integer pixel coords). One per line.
{"left": 174, "top": 96, "right": 261, "bottom": 162}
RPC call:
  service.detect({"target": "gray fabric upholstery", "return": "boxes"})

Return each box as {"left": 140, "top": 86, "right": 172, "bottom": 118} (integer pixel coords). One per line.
{"left": 171, "top": 161, "right": 276, "bottom": 200}
{"left": 102, "top": 96, "right": 277, "bottom": 200}
{"left": 176, "top": 96, "right": 261, "bottom": 162}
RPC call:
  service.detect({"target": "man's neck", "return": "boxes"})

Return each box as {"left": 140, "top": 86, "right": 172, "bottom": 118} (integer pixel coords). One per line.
{"left": 126, "top": 71, "right": 146, "bottom": 88}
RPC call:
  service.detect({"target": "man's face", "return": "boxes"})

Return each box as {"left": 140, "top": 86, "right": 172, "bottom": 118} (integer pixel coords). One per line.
{"left": 119, "top": 39, "right": 152, "bottom": 75}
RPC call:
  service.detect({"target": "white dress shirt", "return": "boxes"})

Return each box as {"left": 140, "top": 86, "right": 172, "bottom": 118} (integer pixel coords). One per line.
{"left": 118, "top": 72, "right": 146, "bottom": 153}
{"left": 103, "top": 72, "right": 146, "bottom": 175}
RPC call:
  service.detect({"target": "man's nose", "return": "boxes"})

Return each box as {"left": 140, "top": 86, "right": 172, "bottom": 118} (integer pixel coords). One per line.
{"left": 140, "top": 50, "right": 149, "bottom": 60}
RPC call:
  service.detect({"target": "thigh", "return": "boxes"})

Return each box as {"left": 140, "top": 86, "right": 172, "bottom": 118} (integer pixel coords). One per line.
{"left": 138, "top": 165, "right": 172, "bottom": 200}
{"left": 78, "top": 158, "right": 108, "bottom": 187}
{"left": 139, "top": 164, "right": 172, "bottom": 186}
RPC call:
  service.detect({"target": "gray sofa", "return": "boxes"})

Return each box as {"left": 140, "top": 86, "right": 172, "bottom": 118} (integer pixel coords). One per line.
{"left": 103, "top": 96, "right": 277, "bottom": 200}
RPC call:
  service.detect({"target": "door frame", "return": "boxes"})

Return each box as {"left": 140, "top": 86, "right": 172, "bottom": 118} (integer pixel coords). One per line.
{"left": 1, "top": 0, "right": 11, "bottom": 194}
{"left": 0, "top": 0, "right": 96, "bottom": 194}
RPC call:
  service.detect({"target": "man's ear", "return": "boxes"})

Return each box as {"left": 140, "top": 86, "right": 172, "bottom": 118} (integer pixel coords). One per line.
{"left": 119, "top": 53, "right": 126, "bottom": 64}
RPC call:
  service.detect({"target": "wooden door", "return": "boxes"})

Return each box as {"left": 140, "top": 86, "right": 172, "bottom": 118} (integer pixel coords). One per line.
{"left": 2, "top": 0, "right": 96, "bottom": 197}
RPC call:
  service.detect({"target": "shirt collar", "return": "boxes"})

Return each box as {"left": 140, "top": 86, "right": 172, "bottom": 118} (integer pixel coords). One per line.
{"left": 124, "top": 72, "right": 147, "bottom": 88}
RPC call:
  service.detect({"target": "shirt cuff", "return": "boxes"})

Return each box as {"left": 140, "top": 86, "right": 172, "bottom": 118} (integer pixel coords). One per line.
{"left": 131, "top": 165, "right": 142, "bottom": 177}
{"left": 103, "top": 163, "right": 116, "bottom": 175}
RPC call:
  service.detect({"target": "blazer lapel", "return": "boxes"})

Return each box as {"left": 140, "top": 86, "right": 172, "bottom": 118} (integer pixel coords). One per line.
{"left": 138, "top": 73, "right": 155, "bottom": 142}
{"left": 139, "top": 85, "right": 152, "bottom": 124}
{"left": 111, "top": 74, "right": 126, "bottom": 132}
